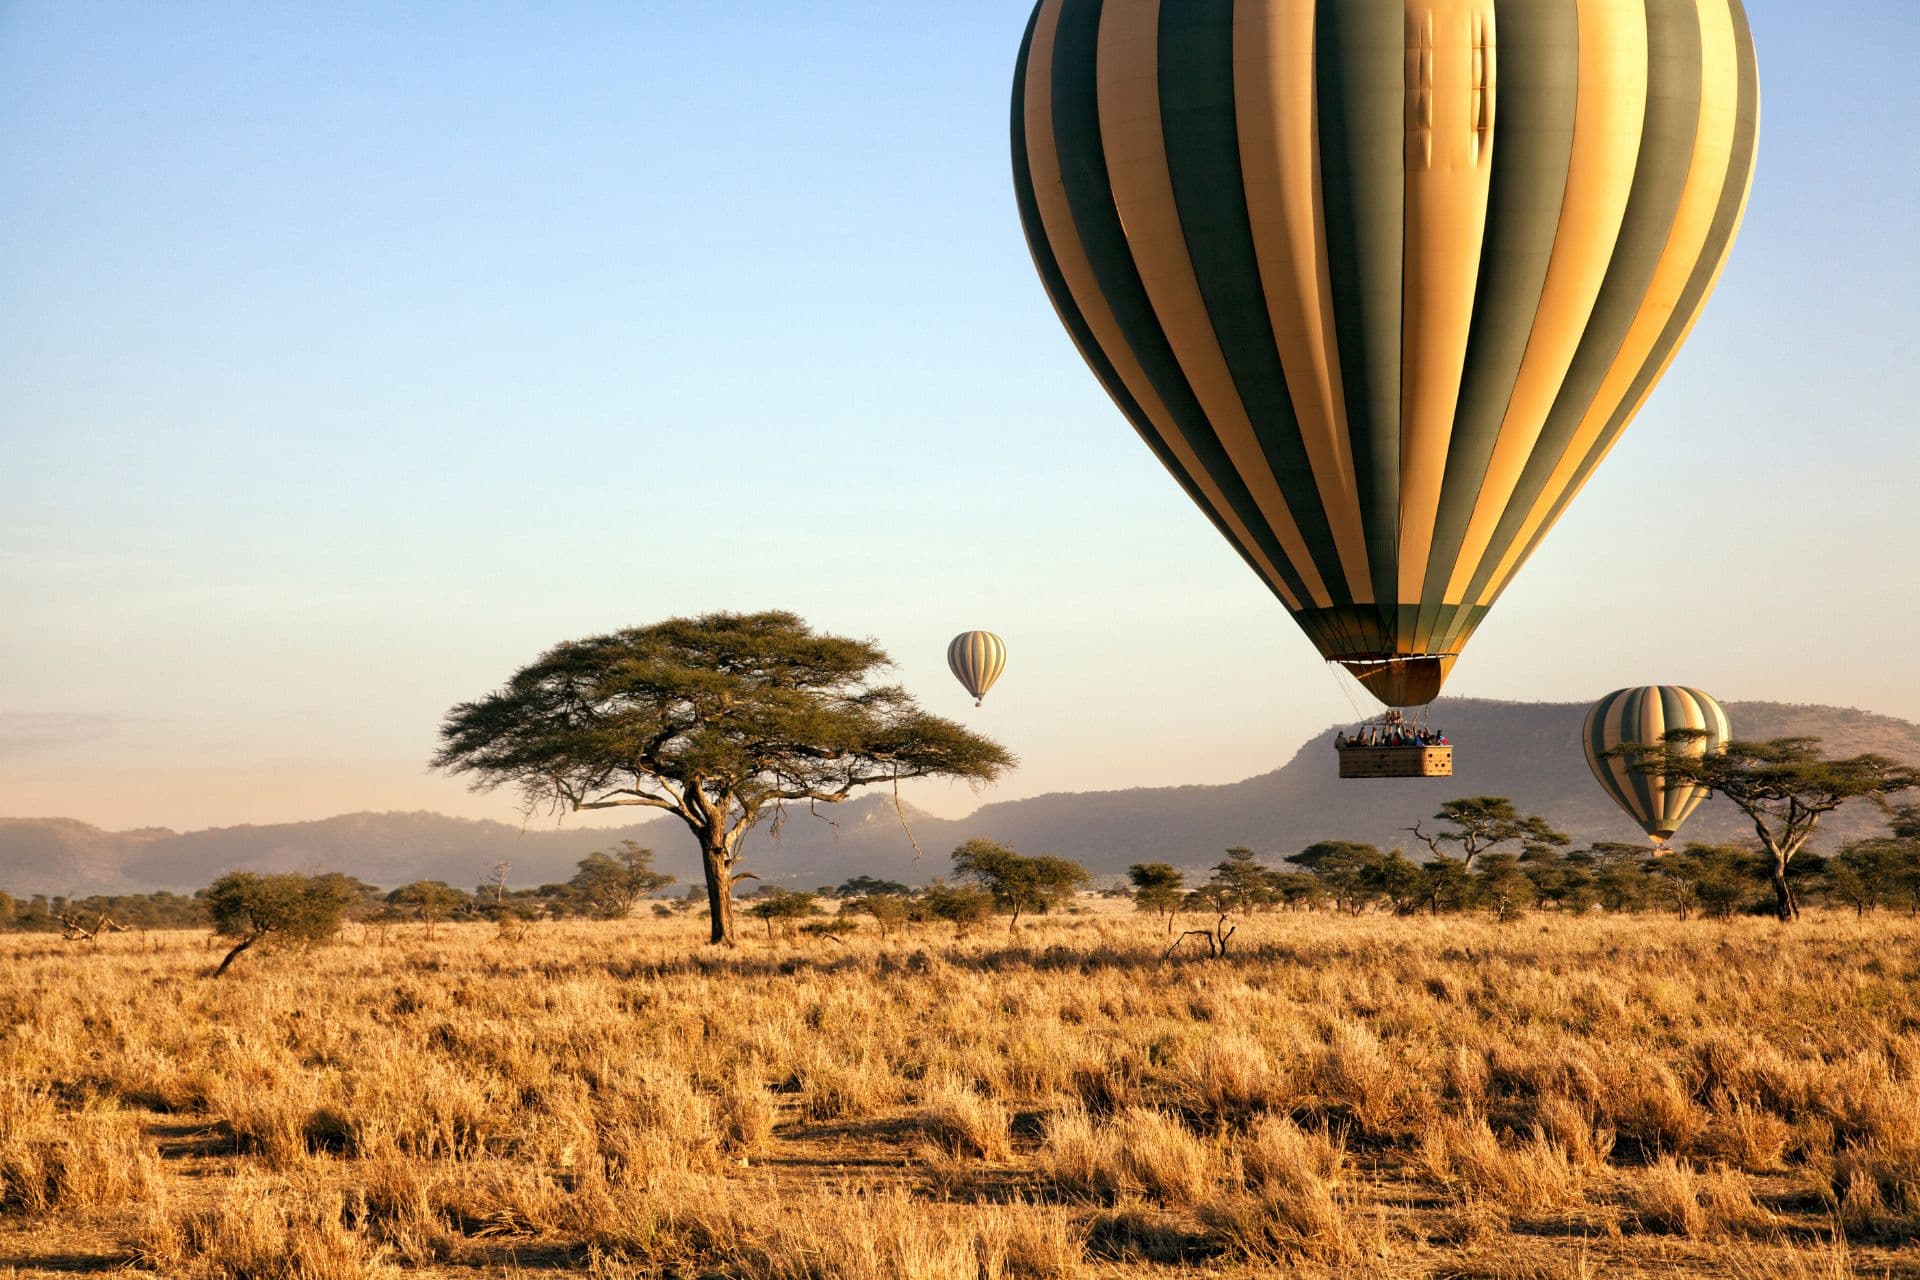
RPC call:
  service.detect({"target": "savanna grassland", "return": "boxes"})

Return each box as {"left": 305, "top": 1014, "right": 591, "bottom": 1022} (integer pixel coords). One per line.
{"left": 3, "top": 905, "right": 1918, "bottom": 1279}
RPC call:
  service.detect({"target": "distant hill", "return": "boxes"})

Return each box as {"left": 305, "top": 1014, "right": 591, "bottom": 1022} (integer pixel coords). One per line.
{"left": 4, "top": 699, "right": 1916, "bottom": 896}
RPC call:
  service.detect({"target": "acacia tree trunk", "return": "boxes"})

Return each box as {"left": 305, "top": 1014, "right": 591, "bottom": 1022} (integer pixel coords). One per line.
{"left": 1770, "top": 853, "right": 1799, "bottom": 922}
{"left": 212, "top": 931, "right": 264, "bottom": 978}
{"left": 702, "top": 841, "right": 736, "bottom": 947}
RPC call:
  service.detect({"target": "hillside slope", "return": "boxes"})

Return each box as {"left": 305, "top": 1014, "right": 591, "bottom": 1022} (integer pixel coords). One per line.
{"left": 3, "top": 699, "right": 1915, "bottom": 894}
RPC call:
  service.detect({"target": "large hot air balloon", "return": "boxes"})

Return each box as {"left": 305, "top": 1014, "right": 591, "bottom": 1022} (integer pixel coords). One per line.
{"left": 948, "top": 631, "right": 1008, "bottom": 705}
{"left": 1583, "top": 686, "right": 1730, "bottom": 845}
{"left": 1012, "top": 0, "right": 1759, "bottom": 707}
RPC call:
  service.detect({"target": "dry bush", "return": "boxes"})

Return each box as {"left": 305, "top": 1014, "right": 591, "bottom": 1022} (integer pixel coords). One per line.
{"left": 1419, "top": 1115, "right": 1585, "bottom": 1215}
{"left": 1631, "top": 1154, "right": 1708, "bottom": 1236}
{"left": 919, "top": 1072, "right": 1012, "bottom": 1160}
{"left": 1202, "top": 1114, "right": 1378, "bottom": 1266}
{"left": 1038, "top": 1104, "right": 1217, "bottom": 1206}
{"left": 0, "top": 1085, "right": 159, "bottom": 1216}
{"left": 141, "top": 1180, "right": 387, "bottom": 1279}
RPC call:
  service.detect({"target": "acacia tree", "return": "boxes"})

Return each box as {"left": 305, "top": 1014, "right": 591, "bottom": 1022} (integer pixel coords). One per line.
{"left": 1407, "top": 796, "right": 1569, "bottom": 872}
{"left": 1126, "top": 862, "right": 1185, "bottom": 932}
{"left": 951, "top": 838, "right": 1090, "bottom": 931}
{"left": 201, "top": 871, "right": 361, "bottom": 977}
{"left": 385, "top": 880, "right": 470, "bottom": 938}
{"left": 433, "top": 611, "right": 1014, "bottom": 947}
{"left": 1615, "top": 734, "right": 1920, "bottom": 922}
{"left": 569, "top": 841, "right": 676, "bottom": 919}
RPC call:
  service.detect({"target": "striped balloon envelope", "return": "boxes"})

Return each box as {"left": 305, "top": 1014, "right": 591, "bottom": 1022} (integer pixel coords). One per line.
{"left": 1582, "top": 686, "right": 1730, "bottom": 844}
{"left": 947, "top": 631, "right": 1008, "bottom": 706}
{"left": 1011, "top": 0, "right": 1759, "bottom": 707}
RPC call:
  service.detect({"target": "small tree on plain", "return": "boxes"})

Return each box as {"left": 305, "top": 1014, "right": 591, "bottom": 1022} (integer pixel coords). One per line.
{"left": 838, "top": 874, "right": 911, "bottom": 898}
{"left": 1126, "top": 862, "right": 1185, "bottom": 932}
{"left": 433, "top": 611, "right": 1014, "bottom": 947}
{"left": 201, "top": 871, "right": 360, "bottom": 978}
{"left": 845, "top": 892, "right": 910, "bottom": 937}
{"left": 746, "top": 888, "right": 824, "bottom": 941}
{"left": 1613, "top": 734, "right": 1920, "bottom": 921}
{"left": 1407, "top": 797, "right": 1568, "bottom": 872}
{"left": 950, "top": 838, "right": 1090, "bottom": 931}
{"left": 568, "top": 841, "right": 676, "bottom": 919}
{"left": 384, "top": 881, "right": 471, "bottom": 939}
{"left": 918, "top": 880, "right": 995, "bottom": 933}
{"left": 1286, "top": 841, "right": 1388, "bottom": 915}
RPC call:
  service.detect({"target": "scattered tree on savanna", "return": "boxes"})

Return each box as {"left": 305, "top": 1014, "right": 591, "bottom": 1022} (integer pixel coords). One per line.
{"left": 432, "top": 610, "right": 1015, "bottom": 947}
{"left": 1473, "top": 853, "right": 1537, "bottom": 923}
{"left": 1613, "top": 734, "right": 1920, "bottom": 921}
{"left": 1126, "top": 862, "right": 1185, "bottom": 932}
{"left": 1407, "top": 796, "right": 1569, "bottom": 871}
{"left": 486, "top": 859, "right": 512, "bottom": 905}
{"left": 746, "top": 888, "right": 825, "bottom": 941}
{"left": 567, "top": 841, "right": 676, "bottom": 919}
{"left": 845, "top": 891, "right": 910, "bottom": 937}
{"left": 383, "top": 881, "right": 471, "bottom": 938}
{"left": 916, "top": 879, "right": 996, "bottom": 933}
{"left": 949, "top": 838, "right": 1090, "bottom": 931}
{"left": 1817, "top": 810, "right": 1920, "bottom": 916}
{"left": 199, "top": 871, "right": 362, "bottom": 978}
{"left": 1285, "top": 841, "right": 1389, "bottom": 915}
{"left": 838, "top": 874, "right": 911, "bottom": 898}
{"left": 1171, "top": 847, "right": 1277, "bottom": 957}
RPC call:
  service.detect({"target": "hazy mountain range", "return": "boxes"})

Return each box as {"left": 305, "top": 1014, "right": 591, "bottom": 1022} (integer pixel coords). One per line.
{"left": 5, "top": 699, "right": 1917, "bottom": 897}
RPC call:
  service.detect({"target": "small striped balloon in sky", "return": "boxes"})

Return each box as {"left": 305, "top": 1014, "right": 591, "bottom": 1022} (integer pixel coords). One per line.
{"left": 1582, "top": 686, "right": 1731, "bottom": 846}
{"left": 947, "top": 632, "right": 1008, "bottom": 707}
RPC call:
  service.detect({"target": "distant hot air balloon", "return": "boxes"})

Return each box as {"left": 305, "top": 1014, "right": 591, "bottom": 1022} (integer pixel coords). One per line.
{"left": 948, "top": 631, "right": 1008, "bottom": 706}
{"left": 1011, "top": 0, "right": 1759, "bottom": 707}
{"left": 1583, "top": 686, "right": 1730, "bottom": 846}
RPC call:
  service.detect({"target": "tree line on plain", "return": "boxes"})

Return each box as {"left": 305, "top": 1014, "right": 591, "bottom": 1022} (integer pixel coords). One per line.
{"left": 7, "top": 792, "right": 1920, "bottom": 975}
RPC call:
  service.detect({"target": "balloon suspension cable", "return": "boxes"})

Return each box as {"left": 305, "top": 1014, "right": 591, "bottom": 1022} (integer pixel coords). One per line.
{"left": 1325, "top": 661, "right": 1372, "bottom": 728}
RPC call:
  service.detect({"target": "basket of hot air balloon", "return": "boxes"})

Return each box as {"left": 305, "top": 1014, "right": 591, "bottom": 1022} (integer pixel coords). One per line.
{"left": 1336, "top": 711, "right": 1452, "bottom": 779}
{"left": 1011, "top": 0, "right": 1758, "bottom": 775}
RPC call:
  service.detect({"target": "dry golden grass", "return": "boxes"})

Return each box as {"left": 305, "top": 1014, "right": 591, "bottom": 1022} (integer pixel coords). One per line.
{"left": 3, "top": 905, "right": 1919, "bottom": 1277}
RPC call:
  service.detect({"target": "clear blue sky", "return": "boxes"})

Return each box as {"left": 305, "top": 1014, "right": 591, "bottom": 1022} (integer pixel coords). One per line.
{"left": 3, "top": 1, "right": 1916, "bottom": 830}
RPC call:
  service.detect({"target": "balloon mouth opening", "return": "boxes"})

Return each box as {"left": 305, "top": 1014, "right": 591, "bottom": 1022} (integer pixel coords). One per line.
{"left": 1336, "top": 655, "right": 1455, "bottom": 708}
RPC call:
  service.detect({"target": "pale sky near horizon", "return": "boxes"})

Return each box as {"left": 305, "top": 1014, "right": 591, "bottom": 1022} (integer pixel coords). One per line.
{"left": 3, "top": 1, "right": 1917, "bottom": 833}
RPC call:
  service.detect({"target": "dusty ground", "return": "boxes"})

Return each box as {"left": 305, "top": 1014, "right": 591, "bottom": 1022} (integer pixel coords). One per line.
{"left": 3, "top": 904, "right": 1919, "bottom": 1277}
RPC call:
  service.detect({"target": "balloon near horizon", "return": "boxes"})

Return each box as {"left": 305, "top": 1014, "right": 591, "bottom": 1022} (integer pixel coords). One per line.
{"left": 1583, "top": 685, "right": 1731, "bottom": 847}
{"left": 947, "top": 631, "right": 1008, "bottom": 707}
{"left": 1010, "top": 0, "right": 1760, "bottom": 710}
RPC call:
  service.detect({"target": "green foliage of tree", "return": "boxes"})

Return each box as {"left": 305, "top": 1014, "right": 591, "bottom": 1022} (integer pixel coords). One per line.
{"left": 746, "top": 887, "right": 824, "bottom": 940}
{"left": 1475, "top": 853, "right": 1537, "bottom": 923}
{"left": 1615, "top": 734, "right": 1920, "bottom": 921}
{"left": 1126, "top": 862, "right": 1185, "bottom": 931}
{"left": 568, "top": 841, "right": 676, "bottom": 919}
{"left": 1206, "top": 847, "right": 1278, "bottom": 914}
{"left": 845, "top": 892, "right": 909, "bottom": 937}
{"left": 1652, "top": 843, "right": 1761, "bottom": 920}
{"left": 200, "top": 871, "right": 361, "bottom": 977}
{"left": 950, "top": 838, "right": 1090, "bottom": 931}
{"left": 384, "top": 880, "right": 471, "bottom": 937}
{"left": 918, "top": 879, "right": 995, "bottom": 932}
{"left": 1823, "top": 836, "right": 1920, "bottom": 916}
{"left": 1286, "top": 841, "right": 1388, "bottom": 914}
{"left": 0, "top": 891, "right": 13, "bottom": 927}
{"left": 837, "top": 875, "right": 911, "bottom": 898}
{"left": 433, "top": 610, "right": 1015, "bottom": 947}
{"left": 1408, "top": 796, "right": 1569, "bottom": 871}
